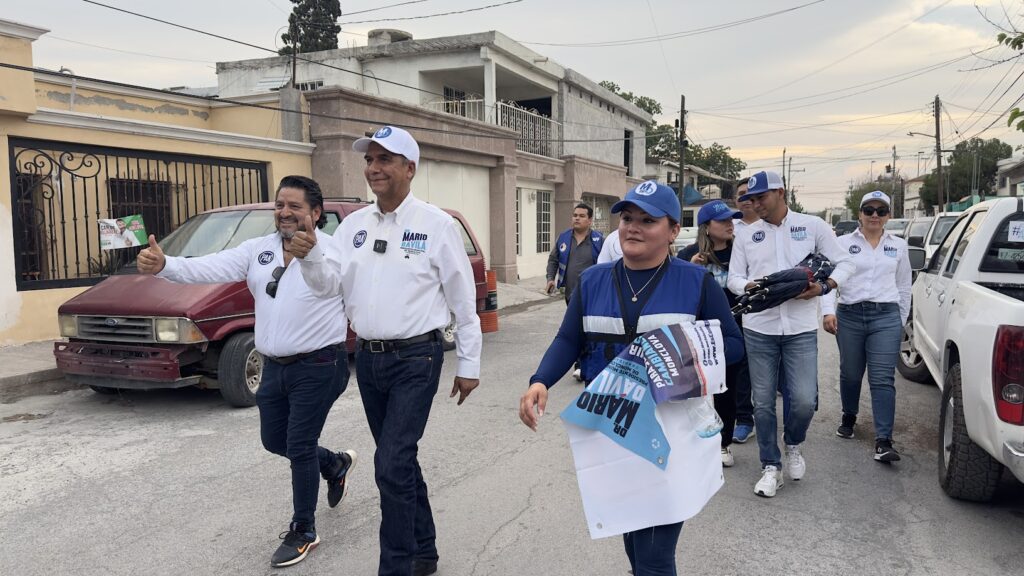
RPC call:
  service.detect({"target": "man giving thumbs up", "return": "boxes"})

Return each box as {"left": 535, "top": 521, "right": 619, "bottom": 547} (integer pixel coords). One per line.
{"left": 141, "top": 175, "right": 357, "bottom": 568}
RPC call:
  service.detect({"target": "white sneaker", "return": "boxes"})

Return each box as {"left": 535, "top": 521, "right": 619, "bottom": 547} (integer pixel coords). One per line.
{"left": 785, "top": 444, "right": 806, "bottom": 480}
{"left": 572, "top": 368, "right": 583, "bottom": 381}
{"left": 721, "top": 446, "right": 735, "bottom": 467}
{"left": 754, "top": 465, "right": 783, "bottom": 497}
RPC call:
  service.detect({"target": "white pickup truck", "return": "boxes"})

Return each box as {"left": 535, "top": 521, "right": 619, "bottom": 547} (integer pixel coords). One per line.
{"left": 898, "top": 197, "right": 1024, "bottom": 502}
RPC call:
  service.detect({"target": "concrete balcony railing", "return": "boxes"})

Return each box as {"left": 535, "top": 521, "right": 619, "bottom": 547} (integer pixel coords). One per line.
{"left": 426, "top": 99, "right": 562, "bottom": 158}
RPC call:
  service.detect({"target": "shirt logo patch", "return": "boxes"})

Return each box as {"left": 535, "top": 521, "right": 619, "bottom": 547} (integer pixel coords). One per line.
{"left": 374, "top": 127, "right": 392, "bottom": 139}
{"left": 790, "top": 226, "right": 808, "bottom": 241}
{"left": 752, "top": 231, "right": 766, "bottom": 243}
{"left": 257, "top": 251, "right": 275, "bottom": 265}
{"left": 353, "top": 230, "right": 367, "bottom": 248}
{"left": 636, "top": 181, "right": 658, "bottom": 196}
{"left": 400, "top": 229, "right": 428, "bottom": 255}
{"left": 849, "top": 245, "right": 861, "bottom": 255}
{"left": 883, "top": 245, "right": 898, "bottom": 257}
{"left": 559, "top": 242, "right": 568, "bottom": 253}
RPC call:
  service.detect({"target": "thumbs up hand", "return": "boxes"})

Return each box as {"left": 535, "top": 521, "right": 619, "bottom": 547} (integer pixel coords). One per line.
{"left": 288, "top": 214, "right": 318, "bottom": 259}
{"left": 137, "top": 234, "right": 166, "bottom": 274}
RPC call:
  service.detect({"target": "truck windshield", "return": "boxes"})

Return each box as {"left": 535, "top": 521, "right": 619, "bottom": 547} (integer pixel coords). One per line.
{"left": 929, "top": 216, "right": 958, "bottom": 245}
{"left": 159, "top": 210, "right": 276, "bottom": 257}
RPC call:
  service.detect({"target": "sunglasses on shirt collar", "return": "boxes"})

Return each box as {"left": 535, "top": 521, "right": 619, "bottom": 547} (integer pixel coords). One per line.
{"left": 265, "top": 265, "right": 287, "bottom": 298}
{"left": 861, "top": 206, "right": 890, "bottom": 217}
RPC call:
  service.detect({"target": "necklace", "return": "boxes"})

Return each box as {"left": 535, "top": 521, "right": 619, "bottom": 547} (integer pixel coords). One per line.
{"left": 623, "top": 258, "right": 666, "bottom": 302}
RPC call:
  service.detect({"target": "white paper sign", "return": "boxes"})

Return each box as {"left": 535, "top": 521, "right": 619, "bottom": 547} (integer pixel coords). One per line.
{"left": 1009, "top": 220, "right": 1024, "bottom": 243}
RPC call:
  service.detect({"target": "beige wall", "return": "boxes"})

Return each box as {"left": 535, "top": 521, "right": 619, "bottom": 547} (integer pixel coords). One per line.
{"left": 0, "top": 35, "right": 37, "bottom": 117}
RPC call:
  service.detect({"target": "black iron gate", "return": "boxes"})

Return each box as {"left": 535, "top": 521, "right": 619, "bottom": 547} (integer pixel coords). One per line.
{"left": 9, "top": 137, "right": 269, "bottom": 291}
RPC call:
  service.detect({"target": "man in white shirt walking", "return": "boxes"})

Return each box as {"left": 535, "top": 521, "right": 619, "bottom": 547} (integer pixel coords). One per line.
{"left": 727, "top": 171, "right": 854, "bottom": 498}
{"left": 136, "top": 175, "right": 356, "bottom": 568}
{"left": 292, "top": 126, "right": 481, "bottom": 576}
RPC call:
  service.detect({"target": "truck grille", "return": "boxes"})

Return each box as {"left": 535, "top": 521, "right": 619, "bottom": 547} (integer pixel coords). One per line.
{"left": 77, "top": 316, "right": 155, "bottom": 343}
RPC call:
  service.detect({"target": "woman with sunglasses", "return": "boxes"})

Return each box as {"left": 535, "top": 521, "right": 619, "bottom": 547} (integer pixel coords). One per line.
{"left": 821, "top": 191, "right": 912, "bottom": 463}
{"left": 520, "top": 181, "right": 743, "bottom": 576}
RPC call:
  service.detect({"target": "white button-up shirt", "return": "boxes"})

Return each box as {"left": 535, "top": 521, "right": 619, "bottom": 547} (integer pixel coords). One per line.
{"left": 728, "top": 210, "right": 854, "bottom": 336}
{"left": 597, "top": 230, "right": 622, "bottom": 264}
{"left": 301, "top": 194, "right": 482, "bottom": 379}
{"left": 158, "top": 230, "right": 345, "bottom": 358}
{"left": 821, "top": 229, "right": 913, "bottom": 325}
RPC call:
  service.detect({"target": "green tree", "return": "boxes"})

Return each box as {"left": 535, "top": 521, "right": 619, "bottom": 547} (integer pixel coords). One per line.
{"left": 997, "top": 28, "right": 1024, "bottom": 131}
{"left": 844, "top": 179, "right": 885, "bottom": 215}
{"left": 279, "top": 0, "right": 342, "bottom": 56}
{"left": 918, "top": 137, "right": 1013, "bottom": 209}
{"left": 686, "top": 142, "right": 747, "bottom": 180}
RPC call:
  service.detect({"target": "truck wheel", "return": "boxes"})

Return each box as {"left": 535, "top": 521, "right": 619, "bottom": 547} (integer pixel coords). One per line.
{"left": 897, "top": 317, "right": 932, "bottom": 384}
{"left": 218, "top": 332, "right": 262, "bottom": 408}
{"left": 89, "top": 385, "right": 118, "bottom": 395}
{"left": 937, "top": 364, "right": 1003, "bottom": 502}
{"left": 442, "top": 314, "right": 456, "bottom": 352}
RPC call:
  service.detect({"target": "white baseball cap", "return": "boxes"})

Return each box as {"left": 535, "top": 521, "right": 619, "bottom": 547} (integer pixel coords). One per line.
{"left": 353, "top": 125, "right": 420, "bottom": 165}
{"left": 860, "top": 190, "right": 891, "bottom": 207}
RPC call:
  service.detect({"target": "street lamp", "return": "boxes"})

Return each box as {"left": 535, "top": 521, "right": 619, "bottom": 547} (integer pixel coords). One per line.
{"left": 908, "top": 131, "right": 944, "bottom": 213}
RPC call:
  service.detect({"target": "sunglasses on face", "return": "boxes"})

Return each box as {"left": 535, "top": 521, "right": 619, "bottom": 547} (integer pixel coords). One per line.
{"left": 265, "top": 265, "right": 286, "bottom": 298}
{"left": 861, "top": 206, "right": 890, "bottom": 217}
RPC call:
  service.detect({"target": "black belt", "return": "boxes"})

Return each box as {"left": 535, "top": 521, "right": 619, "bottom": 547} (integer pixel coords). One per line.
{"left": 358, "top": 330, "right": 440, "bottom": 353}
{"left": 266, "top": 344, "right": 341, "bottom": 365}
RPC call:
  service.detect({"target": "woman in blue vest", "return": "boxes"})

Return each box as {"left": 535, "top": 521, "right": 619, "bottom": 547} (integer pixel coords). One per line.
{"left": 519, "top": 181, "right": 743, "bottom": 576}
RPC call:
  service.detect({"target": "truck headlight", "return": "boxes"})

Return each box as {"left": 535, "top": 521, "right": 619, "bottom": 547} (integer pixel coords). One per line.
{"left": 154, "top": 318, "right": 207, "bottom": 343}
{"left": 58, "top": 314, "right": 78, "bottom": 337}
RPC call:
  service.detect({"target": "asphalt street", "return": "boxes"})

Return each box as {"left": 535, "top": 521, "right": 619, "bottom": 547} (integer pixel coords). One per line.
{"left": 2, "top": 299, "right": 1023, "bottom": 576}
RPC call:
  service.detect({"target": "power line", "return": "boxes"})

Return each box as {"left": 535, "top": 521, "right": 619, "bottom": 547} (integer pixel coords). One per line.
{"left": 44, "top": 34, "right": 215, "bottom": 64}
{"left": 344, "top": 0, "right": 433, "bottom": 17}
{"left": 694, "top": 108, "right": 921, "bottom": 140}
{"left": 518, "top": 0, "right": 825, "bottom": 48}
{"left": 643, "top": 0, "right": 678, "bottom": 95}
{"left": 340, "top": 0, "right": 524, "bottom": 25}
{"left": 709, "top": 0, "right": 954, "bottom": 110}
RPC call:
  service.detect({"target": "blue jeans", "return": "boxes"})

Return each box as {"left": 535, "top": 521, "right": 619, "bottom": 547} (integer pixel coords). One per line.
{"left": 622, "top": 522, "right": 684, "bottom": 576}
{"left": 836, "top": 302, "right": 902, "bottom": 440}
{"left": 257, "top": 345, "right": 349, "bottom": 530}
{"left": 744, "top": 329, "right": 818, "bottom": 468}
{"left": 356, "top": 339, "right": 444, "bottom": 576}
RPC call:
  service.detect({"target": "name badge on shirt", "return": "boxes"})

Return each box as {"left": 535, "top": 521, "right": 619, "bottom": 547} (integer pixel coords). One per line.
{"left": 883, "top": 245, "right": 898, "bottom": 258}
{"left": 790, "top": 226, "right": 808, "bottom": 241}
{"left": 400, "top": 229, "right": 428, "bottom": 256}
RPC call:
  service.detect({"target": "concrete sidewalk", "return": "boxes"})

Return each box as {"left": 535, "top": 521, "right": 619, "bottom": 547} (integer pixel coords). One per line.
{"left": 0, "top": 277, "right": 557, "bottom": 400}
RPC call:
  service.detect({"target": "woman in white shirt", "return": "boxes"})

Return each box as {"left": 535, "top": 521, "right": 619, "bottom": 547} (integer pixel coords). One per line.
{"left": 822, "top": 191, "right": 912, "bottom": 463}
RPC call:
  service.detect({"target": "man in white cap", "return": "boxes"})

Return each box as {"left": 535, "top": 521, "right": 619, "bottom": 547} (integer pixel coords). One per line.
{"left": 289, "top": 125, "right": 482, "bottom": 576}
{"left": 727, "top": 170, "right": 854, "bottom": 498}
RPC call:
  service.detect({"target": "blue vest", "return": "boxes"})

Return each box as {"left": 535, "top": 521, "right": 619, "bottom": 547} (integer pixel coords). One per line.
{"left": 577, "top": 259, "right": 707, "bottom": 382}
{"left": 556, "top": 228, "right": 604, "bottom": 289}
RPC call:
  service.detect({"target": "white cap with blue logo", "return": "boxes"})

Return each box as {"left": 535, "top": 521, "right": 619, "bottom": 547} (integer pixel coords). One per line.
{"left": 859, "top": 190, "right": 891, "bottom": 207}
{"left": 353, "top": 125, "right": 420, "bottom": 165}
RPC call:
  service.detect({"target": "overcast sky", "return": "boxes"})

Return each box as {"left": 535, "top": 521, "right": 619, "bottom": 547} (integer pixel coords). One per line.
{"left": 7, "top": 0, "right": 1024, "bottom": 211}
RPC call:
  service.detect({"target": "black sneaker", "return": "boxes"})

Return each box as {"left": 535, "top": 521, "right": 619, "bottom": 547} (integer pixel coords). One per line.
{"left": 836, "top": 413, "right": 856, "bottom": 439}
{"left": 874, "top": 439, "right": 901, "bottom": 463}
{"left": 326, "top": 449, "right": 357, "bottom": 508}
{"left": 413, "top": 558, "right": 438, "bottom": 576}
{"left": 271, "top": 523, "right": 319, "bottom": 568}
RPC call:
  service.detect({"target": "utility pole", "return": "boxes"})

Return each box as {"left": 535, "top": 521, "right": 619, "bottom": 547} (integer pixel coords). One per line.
{"left": 892, "top": 145, "right": 900, "bottom": 217}
{"left": 677, "top": 95, "right": 687, "bottom": 206}
{"left": 934, "top": 94, "right": 944, "bottom": 213}
{"left": 290, "top": 19, "right": 298, "bottom": 88}
{"left": 917, "top": 151, "right": 923, "bottom": 177}
{"left": 787, "top": 156, "right": 792, "bottom": 204}
{"left": 781, "top": 148, "right": 787, "bottom": 187}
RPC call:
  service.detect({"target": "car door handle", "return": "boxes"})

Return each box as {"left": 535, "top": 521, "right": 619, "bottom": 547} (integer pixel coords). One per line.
{"left": 925, "top": 285, "right": 932, "bottom": 296}
{"left": 937, "top": 292, "right": 945, "bottom": 305}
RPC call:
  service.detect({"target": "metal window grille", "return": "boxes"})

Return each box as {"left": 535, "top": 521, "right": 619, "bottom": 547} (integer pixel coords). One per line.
{"left": 536, "top": 190, "right": 551, "bottom": 253}
{"left": 9, "top": 137, "right": 268, "bottom": 291}
{"left": 296, "top": 80, "right": 324, "bottom": 91}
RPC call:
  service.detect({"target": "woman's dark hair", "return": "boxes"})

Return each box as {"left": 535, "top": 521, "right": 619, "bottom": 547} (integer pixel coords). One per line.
{"left": 277, "top": 175, "right": 326, "bottom": 229}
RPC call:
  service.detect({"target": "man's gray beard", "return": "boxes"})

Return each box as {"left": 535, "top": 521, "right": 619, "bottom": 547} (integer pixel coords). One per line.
{"left": 279, "top": 227, "right": 296, "bottom": 239}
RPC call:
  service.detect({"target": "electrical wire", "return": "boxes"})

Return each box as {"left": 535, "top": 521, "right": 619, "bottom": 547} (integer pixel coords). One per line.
{"left": 344, "top": 0, "right": 433, "bottom": 17}
{"left": 44, "top": 35, "right": 215, "bottom": 64}
{"left": 340, "top": 0, "right": 523, "bottom": 25}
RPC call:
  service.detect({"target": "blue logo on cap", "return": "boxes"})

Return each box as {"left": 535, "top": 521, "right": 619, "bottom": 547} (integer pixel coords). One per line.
{"left": 353, "top": 230, "right": 367, "bottom": 248}
{"left": 636, "top": 181, "right": 657, "bottom": 196}
{"left": 258, "top": 251, "right": 275, "bottom": 265}
{"left": 872, "top": 191, "right": 883, "bottom": 198}
{"left": 374, "top": 127, "right": 393, "bottom": 139}
{"left": 849, "top": 245, "right": 861, "bottom": 255}
{"left": 752, "top": 231, "right": 766, "bottom": 243}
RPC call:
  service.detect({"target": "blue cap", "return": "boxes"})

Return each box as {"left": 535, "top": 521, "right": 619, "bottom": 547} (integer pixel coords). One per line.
{"left": 611, "top": 180, "right": 681, "bottom": 222}
{"left": 697, "top": 200, "right": 742, "bottom": 226}
{"left": 739, "top": 170, "right": 785, "bottom": 201}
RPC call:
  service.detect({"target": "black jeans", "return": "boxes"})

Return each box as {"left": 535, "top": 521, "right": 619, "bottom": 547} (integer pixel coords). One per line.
{"left": 733, "top": 355, "right": 754, "bottom": 426}
{"left": 356, "top": 339, "right": 444, "bottom": 576}
{"left": 717, "top": 363, "right": 738, "bottom": 448}
{"left": 257, "top": 345, "right": 348, "bottom": 530}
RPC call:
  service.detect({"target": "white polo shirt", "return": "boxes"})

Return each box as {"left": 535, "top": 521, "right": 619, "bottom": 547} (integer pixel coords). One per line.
{"left": 301, "top": 193, "right": 482, "bottom": 379}
{"left": 821, "top": 229, "right": 913, "bottom": 325}
{"left": 727, "top": 210, "right": 854, "bottom": 336}
{"left": 157, "top": 230, "right": 346, "bottom": 358}
{"left": 597, "top": 230, "right": 622, "bottom": 264}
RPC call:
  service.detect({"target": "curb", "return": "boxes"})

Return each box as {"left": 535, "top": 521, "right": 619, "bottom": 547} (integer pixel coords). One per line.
{"left": 0, "top": 368, "right": 64, "bottom": 389}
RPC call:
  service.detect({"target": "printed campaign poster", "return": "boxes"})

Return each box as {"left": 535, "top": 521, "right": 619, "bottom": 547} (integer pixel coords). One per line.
{"left": 99, "top": 215, "right": 146, "bottom": 251}
{"left": 560, "top": 320, "right": 726, "bottom": 539}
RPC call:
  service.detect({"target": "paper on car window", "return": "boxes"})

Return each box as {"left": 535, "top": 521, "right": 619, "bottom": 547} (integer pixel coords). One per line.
{"left": 1009, "top": 221, "right": 1024, "bottom": 242}
{"left": 998, "top": 248, "right": 1024, "bottom": 262}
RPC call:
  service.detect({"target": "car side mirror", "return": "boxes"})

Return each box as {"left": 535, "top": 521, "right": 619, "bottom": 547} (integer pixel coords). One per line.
{"left": 907, "top": 235, "right": 924, "bottom": 248}
{"left": 908, "top": 246, "right": 926, "bottom": 271}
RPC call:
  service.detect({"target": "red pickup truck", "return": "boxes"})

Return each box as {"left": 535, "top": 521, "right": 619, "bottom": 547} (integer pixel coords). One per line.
{"left": 54, "top": 200, "right": 488, "bottom": 407}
